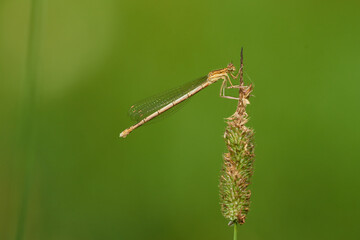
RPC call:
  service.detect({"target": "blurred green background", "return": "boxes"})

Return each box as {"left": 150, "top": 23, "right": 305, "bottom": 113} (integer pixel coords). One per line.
{"left": 1, "top": 0, "right": 360, "bottom": 239}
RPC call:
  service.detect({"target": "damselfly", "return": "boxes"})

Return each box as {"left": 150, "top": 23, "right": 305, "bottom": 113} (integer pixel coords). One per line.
{"left": 120, "top": 62, "right": 242, "bottom": 138}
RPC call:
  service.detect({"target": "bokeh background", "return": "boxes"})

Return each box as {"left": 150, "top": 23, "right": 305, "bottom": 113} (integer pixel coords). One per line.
{"left": 1, "top": 0, "right": 360, "bottom": 239}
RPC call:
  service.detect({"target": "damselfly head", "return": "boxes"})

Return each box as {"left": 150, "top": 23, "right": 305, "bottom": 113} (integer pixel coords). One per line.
{"left": 227, "top": 63, "right": 236, "bottom": 72}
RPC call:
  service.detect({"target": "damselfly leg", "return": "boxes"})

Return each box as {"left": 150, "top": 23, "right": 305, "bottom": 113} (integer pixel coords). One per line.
{"left": 219, "top": 72, "right": 241, "bottom": 100}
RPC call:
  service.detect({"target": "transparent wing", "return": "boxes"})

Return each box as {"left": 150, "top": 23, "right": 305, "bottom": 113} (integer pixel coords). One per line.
{"left": 128, "top": 76, "right": 208, "bottom": 122}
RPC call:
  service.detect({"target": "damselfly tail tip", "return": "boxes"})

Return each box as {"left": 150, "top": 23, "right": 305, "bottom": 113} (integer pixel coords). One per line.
{"left": 119, "top": 130, "right": 128, "bottom": 138}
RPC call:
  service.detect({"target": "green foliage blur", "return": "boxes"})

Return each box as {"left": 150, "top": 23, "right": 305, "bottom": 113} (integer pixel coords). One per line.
{"left": 1, "top": 0, "right": 360, "bottom": 239}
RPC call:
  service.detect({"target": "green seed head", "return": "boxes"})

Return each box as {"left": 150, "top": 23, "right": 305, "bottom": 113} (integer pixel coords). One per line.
{"left": 219, "top": 82, "right": 255, "bottom": 225}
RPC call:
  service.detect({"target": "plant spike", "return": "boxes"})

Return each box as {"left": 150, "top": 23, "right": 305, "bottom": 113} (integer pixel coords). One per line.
{"left": 219, "top": 48, "right": 255, "bottom": 226}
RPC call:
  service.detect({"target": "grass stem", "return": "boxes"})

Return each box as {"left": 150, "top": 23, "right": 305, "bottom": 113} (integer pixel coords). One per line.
{"left": 16, "top": 0, "right": 43, "bottom": 239}
{"left": 233, "top": 223, "right": 237, "bottom": 240}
